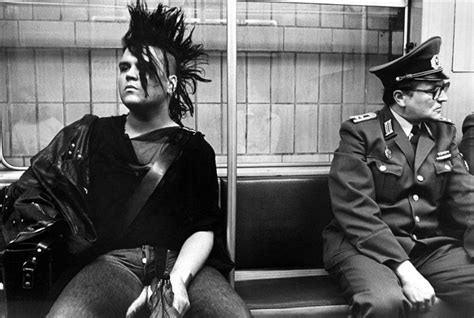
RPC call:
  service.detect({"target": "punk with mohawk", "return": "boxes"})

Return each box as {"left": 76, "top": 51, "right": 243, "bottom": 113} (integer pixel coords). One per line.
{"left": 39, "top": 1, "right": 252, "bottom": 317}
{"left": 122, "top": 0, "right": 209, "bottom": 124}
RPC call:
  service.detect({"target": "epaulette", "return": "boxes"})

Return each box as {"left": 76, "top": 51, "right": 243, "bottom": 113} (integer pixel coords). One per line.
{"left": 350, "top": 112, "right": 377, "bottom": 123}
{"left": 181, "top": 126, "right": 198, "bottom": 134}
{"left": 437, "top": 117, "right": 454, "bottom": 124}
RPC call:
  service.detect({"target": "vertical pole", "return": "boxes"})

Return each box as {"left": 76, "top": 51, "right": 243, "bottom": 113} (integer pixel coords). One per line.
{"left": 226, "top": 0, "right": 237, "bottom": 287}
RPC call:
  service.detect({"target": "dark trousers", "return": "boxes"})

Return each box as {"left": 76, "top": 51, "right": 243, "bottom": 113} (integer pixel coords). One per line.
{"left": 328, "top": 244, "right": 474, "bottom": 318}
{"left": 47, "top": 246, "right": 251, "bottom": 318}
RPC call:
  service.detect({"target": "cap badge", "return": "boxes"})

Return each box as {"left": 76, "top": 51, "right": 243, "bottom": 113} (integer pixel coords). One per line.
{"left": 430, "top": 54, "right": 441, "bottom": 70}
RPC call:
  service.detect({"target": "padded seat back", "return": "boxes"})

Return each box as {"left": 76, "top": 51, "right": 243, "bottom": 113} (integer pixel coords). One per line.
{"left": 220, "top": 175, "right": 332, "bottom": 270}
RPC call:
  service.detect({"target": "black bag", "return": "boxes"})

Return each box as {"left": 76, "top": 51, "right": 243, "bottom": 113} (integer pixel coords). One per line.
{"left": 1, "top": 234, "right": 69, "bottom": 317}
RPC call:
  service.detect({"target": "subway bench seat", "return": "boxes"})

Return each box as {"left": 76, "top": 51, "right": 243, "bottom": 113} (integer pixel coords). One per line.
{"left": 220, "top": 175, "right": 464, "bottom": 318}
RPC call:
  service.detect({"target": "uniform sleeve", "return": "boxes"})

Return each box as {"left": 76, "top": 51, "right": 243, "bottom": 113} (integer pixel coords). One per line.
{"left": 182, "top": 137, "right": 220, "bottom": 237}
{"left": 329, "top": 121, "right": 409, "bottom": 264}
{"left": 441, "top": 127, "right": 474, "bottom": 257}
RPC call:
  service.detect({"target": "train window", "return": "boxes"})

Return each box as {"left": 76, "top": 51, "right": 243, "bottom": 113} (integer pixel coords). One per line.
{"left": 0, "top": 0, "right": 406, "bottom": 169}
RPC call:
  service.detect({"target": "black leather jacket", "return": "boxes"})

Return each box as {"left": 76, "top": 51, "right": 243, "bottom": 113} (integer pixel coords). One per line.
{"left": 1, "top": 115, "right": 98, "bottom": 253}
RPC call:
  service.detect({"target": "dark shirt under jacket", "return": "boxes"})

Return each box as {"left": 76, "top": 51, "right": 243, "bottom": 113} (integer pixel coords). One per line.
{"left": 323, "top": 106, "right": 474, "bottom": 269}
{"left": 459, "top": 113, "right": 474, "bottom": 175}
{"left": 87, "top": 115, "right": 220, "bottom": 254}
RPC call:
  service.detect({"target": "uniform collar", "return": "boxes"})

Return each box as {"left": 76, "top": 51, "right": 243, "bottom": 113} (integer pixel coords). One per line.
{"left": 389, "top": 108, "right": 413, "bottom": 138}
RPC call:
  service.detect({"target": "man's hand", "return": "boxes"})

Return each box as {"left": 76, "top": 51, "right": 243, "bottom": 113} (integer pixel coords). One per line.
{"left": 394, "top": 260, "right": 436, "bottom": 313}
{"left": 169, "top": 272, "right": 191, "bottom": 316}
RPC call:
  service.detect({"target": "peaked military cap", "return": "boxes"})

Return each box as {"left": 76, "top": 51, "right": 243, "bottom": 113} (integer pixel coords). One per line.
{"left": 369, "top": 36, "right": 449, "bottom": 88}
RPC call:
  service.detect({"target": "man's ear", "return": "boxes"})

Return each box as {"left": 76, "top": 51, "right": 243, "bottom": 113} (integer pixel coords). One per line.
{"left": 393, "top": 90, "right": 406, "bottom": 107}
{"left": 167, "top": 75, "right": 177, "bottom": 95}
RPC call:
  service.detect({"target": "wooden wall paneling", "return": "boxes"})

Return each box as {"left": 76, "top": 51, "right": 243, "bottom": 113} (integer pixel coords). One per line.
{"left": 91, "top": 49, "right": 117, "bottom": 103}
{"left": 196, "top": 53, "right": 221, "bottom": 103}
{"left": 197, "top": 103, "right": 222, "bottom": 154}
{"left": 8, "top": 49, "right": 35, "bottom": 103}
{"left": 248, "top": 53, "right": 271, "bottom": 103}
{"left": 65, "top": 103, "right": 90, "bottom": 125}
{"left": 272, "top": 3, "right": 296, "bottom": 26}
{"left": 271, "top": 53, "right": 295, "bottom": 103}
{"left": 11, "top": 103, "right": 37, "bottom": 156}
{"left": 92, "top": 103, "right": 117, "bottom": 117}
{"left": 36, "top": 49, "right": 63, "bottom": 102}
{"left": 366, "top": 54, "right": 387, "bottom": 104}
{"left": 342, "top": 104, "right": 365, "bottom": 122}
{"left": 319, "top": 53, "right": 343, "bottom": 103}
{"left": 453, "top": 0, "right": 473, "bottom": 71}
{"left": 38, "top": 103, "right": 64, "bottom": 149}
{"left": 271, "top": 103, "right": 294, "bottom": 154}
{"left": 343, "top": 53, "right": 365, "bottom": 104}
{"left": 295, "top": 104, "right": 318, "bottom": 153}
{"left": 247, "top": 103, "right": 270, "bottom": 154}
{"left": 296, "top": 3, "right": 320, "bottom": 27}
{"left": 237, "top": 103, "right": 247, "bottom": 154}
{"left": 64, "top": 49, "right": 91, "bottom": 103}
{"left": 0, "top": 50, "right": 7, "bottom": 103}
{"left": 1, "top": 103, "right": 11, "bottom": 156}
{"left": 222, "top": 53, "right": 246, "bottom": 103}
{"left": 318, "top": 104, "right": 341, "bottom": 153}
{"left": 296, "top": 53, "right": 319, "bottom": 104}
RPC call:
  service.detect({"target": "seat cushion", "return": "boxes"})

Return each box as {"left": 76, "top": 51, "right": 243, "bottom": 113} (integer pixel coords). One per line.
{"left": 235, "top": 276, "right": 346, "bottom": 309}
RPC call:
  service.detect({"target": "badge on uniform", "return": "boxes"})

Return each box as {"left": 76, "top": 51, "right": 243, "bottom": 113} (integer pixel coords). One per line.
{"left": 436, "top": 150, "right": 451, "bottom": 160}
{"left": 385, "top": 146, "right": 392, "bottom": 159}
{"left": 383, "top": 119, "right": 394, "bottom": 137}
{"left": 350, "top": 112, "right": 377, "bottom": 123}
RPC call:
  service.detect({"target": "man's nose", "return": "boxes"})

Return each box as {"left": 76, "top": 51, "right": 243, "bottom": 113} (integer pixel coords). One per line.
{"left": 436, "top": 89, "right": 448, "bottom": 102}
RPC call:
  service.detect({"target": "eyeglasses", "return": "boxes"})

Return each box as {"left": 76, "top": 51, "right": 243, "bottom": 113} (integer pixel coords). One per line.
{"left": 410, "top": 82, "right": 450, "bottom": 100}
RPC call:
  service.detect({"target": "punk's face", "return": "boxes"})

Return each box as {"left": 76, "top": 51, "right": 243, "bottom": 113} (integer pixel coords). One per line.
{"left": 118, "top": 47, "right": 170, "bottom": 110}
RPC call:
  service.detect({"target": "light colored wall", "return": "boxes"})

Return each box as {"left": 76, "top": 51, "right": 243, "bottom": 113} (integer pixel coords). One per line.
{"left": 420, "top": 0, "right": 474, "bottom": 135}
{"left": 0, "top": 1, "right": 405, "bottom": 166}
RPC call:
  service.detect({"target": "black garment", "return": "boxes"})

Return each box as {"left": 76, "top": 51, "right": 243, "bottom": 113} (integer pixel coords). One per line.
{"left": 87, "top": 115, "right": 220, "bottom": 254}
{"left": 459, "top": 113, "right": 474, "bottom": 174}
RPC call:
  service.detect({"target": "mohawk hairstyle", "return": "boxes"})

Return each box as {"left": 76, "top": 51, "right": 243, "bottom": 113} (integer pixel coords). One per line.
{"left": 122, "top": 0, "right": 210, "bottom": 124}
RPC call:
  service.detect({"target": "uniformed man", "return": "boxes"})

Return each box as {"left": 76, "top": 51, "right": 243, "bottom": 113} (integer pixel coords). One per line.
{"left": 323, "top": 36, "right": 474, "bottom": 317}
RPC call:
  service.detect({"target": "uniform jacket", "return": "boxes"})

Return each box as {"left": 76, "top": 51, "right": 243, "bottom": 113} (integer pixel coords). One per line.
{"left": 459, "top": 113, "right": 474, "bottom": 175}
{"left": 323, "top": 106, "right": 474, "bottom": 268}
{"left": 1, "top": 115, "right": 98, "bottom": 252}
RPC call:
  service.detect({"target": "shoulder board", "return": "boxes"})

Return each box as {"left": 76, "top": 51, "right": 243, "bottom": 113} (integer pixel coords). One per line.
{"left": 350, "top": 112, "right": 377, "bottom": 123}
{"left": 437, "top": 117, "right": 454, "bottom": 124}
{"left": 181, "top": 126, "right": 197, "bottom": 134}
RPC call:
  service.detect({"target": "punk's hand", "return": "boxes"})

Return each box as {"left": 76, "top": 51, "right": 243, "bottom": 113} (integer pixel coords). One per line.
{"left": 169, "top": 273, "right": 191, "bottom": 316}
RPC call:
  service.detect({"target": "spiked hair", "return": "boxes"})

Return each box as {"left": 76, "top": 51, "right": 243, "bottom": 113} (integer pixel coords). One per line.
{"left": 122, "top": 0, "right": 210, "bottom": 124}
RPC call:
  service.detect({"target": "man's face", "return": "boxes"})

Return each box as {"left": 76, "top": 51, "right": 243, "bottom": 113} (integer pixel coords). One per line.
{"left": 118, "top": 47, "right": 171, "bottom": 110}
{"left": 401, "top": 81, "right": 448, "bottom": 123}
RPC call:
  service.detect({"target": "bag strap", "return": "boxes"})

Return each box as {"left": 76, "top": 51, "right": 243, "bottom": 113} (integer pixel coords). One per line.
{"left": 119, "top": 130, "right": 193, "bottom": 235}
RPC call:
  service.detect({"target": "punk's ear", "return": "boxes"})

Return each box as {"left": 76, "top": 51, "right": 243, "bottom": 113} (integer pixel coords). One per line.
{"left": 167, "top": 75, "right": 177, "bottom": 94}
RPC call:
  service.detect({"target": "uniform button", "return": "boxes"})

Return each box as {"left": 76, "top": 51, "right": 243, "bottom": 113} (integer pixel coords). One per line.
{"left": 412, "top": 194, "right": 419, "bottom": 201}
{"left": 412, "top": 234, "right": 418, "bottom": 240}
{"left": 416, "top": 175, "right": 424, "bottom": 182}
{"left": 444, "top": 164, "right": 451, "bottom": 171}
{"left": 12, "top": 220, "right": 16, "bottom": 225}
{"left": 71, "top": 143, "right": 76, "bottom": 148}
{"left": 415, "top": 216, "right": 420, "bottom": 223}
{"left": 68, "top": 151, "right": 72, "bottom": 155}
{"left": 379, "top": 165, "right": 387, "bottom": 172}
{"left": 141, "top": 257, "right": 147, "bottom": 264}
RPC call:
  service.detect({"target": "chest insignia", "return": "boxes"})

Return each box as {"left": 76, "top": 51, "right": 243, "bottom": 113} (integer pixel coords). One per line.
{"left": 384, "top": 146, "right": 392, "bottom": 159}
{"left": 383, "top": 119, "right": 394, "bottom": 137}
{"left": 350, "top": 112, "right": 377, "bottom": 123}
{"left": 436, "top": 150, "right": 452, "bottom": 160}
